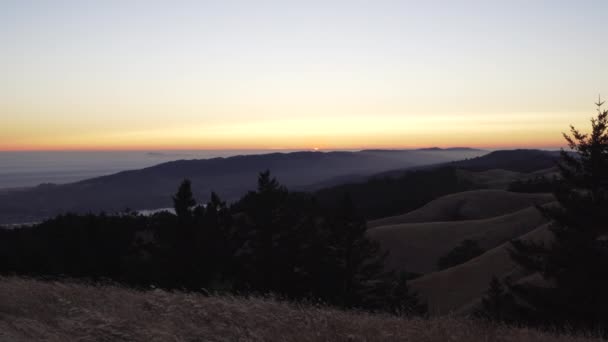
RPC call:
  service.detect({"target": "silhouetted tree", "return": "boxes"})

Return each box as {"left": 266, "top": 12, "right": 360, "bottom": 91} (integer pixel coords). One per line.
{"left": 194, "top": 192, "right": 236, "bottom": 289}
{"left": 508, "top": 175, "right": 560, "bottom": 193}
{"left": 323, "top": 194, "right": 390, "bottom": 308}
{"left": 167, "top": 179, "right": 202, "bottom": 289}
{"left": 173, "top": 179, "right": 196, "bottom": 223}
{"left": 510, "top": 99, "right": 608, "bottom": 331}
{"left": 232, "top": 171, "right": 305, "bottom": 293}
{"left": 385, "top": 271, "right": 427, "bottom": 316}
{"left": 0, "top": 169, "right": 425, "bottom": 315}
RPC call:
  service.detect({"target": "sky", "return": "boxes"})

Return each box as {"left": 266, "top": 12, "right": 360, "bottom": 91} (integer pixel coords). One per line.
{"left": 1, "top": 0, "right": 607, "bottom": 151}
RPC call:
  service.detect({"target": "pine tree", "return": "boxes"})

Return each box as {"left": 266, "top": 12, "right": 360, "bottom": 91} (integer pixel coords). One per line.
{"left": 324, "top": 193, "right": 390, "bottom": 309}
{"left": 197, "top": 192, "right": 235, "bottom": 288}
{"left": 231, "top": 171, "right": 292, "bottom": 292}
{"left": 173, "top": 179, "right": 196, "bottom": 223}
{"left": 386, "top": 271, "right": 427, "bottom": 316}
{"left": 168, "top": 179, "right": 199, "bottom": 289}
{"left": 509, "top": 99, "right": 608, "bottom": 331}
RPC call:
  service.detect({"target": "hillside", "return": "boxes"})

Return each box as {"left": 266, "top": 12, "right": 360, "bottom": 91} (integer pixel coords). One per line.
{"left": 316, "top": 167, "right": 477, "bottom": 220}
{"left": 316, "top": 150, "right": 561, "bottom": 222}
{"left": 364, "top": 189, "right": 557, "bottom": 314}
{"left": 410, "top": 225, "right": 554, "bottom": 315}
{"left": 368, "top": 205, "right": 550, "bottom": 274}
{"left": 0, "top": 277, "right": 597, "bottom": 342}
{"left": 368, "top": 190, "right": 553, "bottom": 227}
{"left": 0, "top": 148, "right": 484, "bottom": 225}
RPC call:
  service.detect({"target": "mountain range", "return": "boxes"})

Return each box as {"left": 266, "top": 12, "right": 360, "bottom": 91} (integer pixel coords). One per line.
{"left": 0, "top": 148, "right": 485, "bottom": 224}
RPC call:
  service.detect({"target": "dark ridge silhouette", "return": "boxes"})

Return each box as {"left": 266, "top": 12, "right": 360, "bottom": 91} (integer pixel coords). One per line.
{"left": 0, "top": 148, "right": 484, "bottom": 224}
{"left": 373, "top": 149, "right": 562, "bottom": 180}
{"left": 447, "top": 149, "right": 562, "bottom": 172}
{"left": 315, "top": 167, "right": 476, "bottom": 221}
{"left": 313, "top": 149, "right": 561, "bottom": 221}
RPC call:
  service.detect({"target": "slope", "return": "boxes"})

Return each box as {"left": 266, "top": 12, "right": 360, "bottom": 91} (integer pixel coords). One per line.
{"left": 368, "top": 206, "right": 550, "bottom": 274}
{"left": 369, "top": 190, "right": 553, "bottom": 227}
{"left": 409, "top": 225, "right": 554, "bottom": 315}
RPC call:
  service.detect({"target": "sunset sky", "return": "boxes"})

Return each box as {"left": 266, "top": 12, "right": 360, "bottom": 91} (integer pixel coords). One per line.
{"left": 1, "top": 0, "right": 607, "bottom": 151}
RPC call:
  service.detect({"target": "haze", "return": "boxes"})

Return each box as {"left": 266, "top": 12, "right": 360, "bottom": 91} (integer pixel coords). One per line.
{"left": 2, "top": 0, "right": 607, "bottom": 151}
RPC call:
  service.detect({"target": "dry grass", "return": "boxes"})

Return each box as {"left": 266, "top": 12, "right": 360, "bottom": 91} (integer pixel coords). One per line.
{"left": 0, "top": 277, "right": 600, "bottom": 342}
{"left": 368, "top": 190, "right": 553, "bottom": 228}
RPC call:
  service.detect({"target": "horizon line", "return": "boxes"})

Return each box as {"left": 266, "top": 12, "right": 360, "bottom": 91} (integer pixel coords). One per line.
{"left": 0, "top": 145, "right": 565, "bottom": 153}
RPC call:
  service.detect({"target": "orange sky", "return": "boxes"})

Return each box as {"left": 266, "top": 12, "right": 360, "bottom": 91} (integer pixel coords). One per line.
{"left": 1, "top": 1, "right": 606, "bottom": 151}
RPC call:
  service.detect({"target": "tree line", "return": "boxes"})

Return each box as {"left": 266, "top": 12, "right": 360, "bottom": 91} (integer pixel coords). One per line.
{"left": 0, "top": 171, "right": 426, "bottom": 316}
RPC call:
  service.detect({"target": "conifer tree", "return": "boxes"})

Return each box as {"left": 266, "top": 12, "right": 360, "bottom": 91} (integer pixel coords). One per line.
{"left": 169, "top": 179, "right": 199, "bottom": 289}
{"left": 324, "top": 193, "right": 390, "bottom": 308}
{"left": 173, "top": 179, "right": 196, "bottom": 223}
{"left": 509, "top": 99, "right": 608, "bottom": 331}
{"left": 232, "top": 171, "right": 293, "bottom": 292}
{"left": 386, "top": 271, "right": 427, "bottom": 316}
{"left": 198, "top": 192, "right": 235, "bottom": 288}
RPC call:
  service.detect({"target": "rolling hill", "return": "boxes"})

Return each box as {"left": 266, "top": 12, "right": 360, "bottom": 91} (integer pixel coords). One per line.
{"left": 363, "top": 186, "right": 558, "bottom": 315}
{"left": 368, "top": 205, "right": 550, "bottom": 274}
{"left": 368, "top": 190, "right": 553, "bottom": 227}
{"left": 409, "top": 225, "right": 554, "bottom": 315}
{"left": 315, "top": 149, "right": 561, "bottom": 222}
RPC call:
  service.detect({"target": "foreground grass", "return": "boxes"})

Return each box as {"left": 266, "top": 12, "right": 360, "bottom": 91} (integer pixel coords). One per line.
{"left": 0, "top": 277, "right": 600, "bottom": 342}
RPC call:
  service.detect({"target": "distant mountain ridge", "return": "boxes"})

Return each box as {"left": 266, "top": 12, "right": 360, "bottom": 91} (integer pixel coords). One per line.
{"left": 311, "top": 149, "right": 561, "bottom": 221}
{"left": 0, "top": 148, "right": 484, "bottom": 224}
{"left": 447, "top": 149, "right": 562, "bottom": 172}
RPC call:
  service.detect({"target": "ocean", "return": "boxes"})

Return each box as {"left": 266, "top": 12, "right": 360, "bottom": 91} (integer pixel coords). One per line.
{"left": 0, "top": 150, "right": 296, "bottom": 189}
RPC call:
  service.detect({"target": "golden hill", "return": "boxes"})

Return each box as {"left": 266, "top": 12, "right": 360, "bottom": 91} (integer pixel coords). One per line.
{"left": 368, "top": 190, "right": 553, "bottom": 227}
{"left": 409, "top": 225, "right": 554, "bottom": 315}
{"left": 368, "top": 206, "right": 549, "bottom": 274}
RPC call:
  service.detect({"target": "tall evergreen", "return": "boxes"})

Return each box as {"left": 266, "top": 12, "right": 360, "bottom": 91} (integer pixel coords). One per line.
{"left": 168, "top": 179, "right": 200, "bottom": 289}
{"left": 323, "top": 194, "right": 389, "bottom": 308}
{"left": 509, "top": 99, "right": 608, "bottom": 330}
{"left": 173, "top": 179, "right": 197, "bottom": 223}
{"left": 385, "top": 271, "right": 427, "bottom": 316}
{"left": 196, "top": 192, "right": 235, "bottom": 288}
{"left": 232, "top": 171, "right": 299, "bottom": 293}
